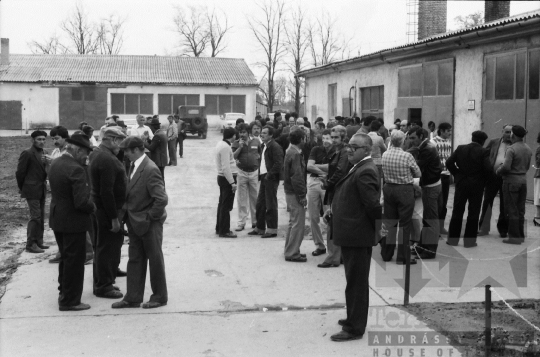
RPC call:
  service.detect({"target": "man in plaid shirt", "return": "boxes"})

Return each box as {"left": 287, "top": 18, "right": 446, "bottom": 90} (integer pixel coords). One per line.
{"left": 380, "top": 130, "right": 421, "bottom": 265}
{"left": 431, "top": 122, "right": 453, "bottom": 234}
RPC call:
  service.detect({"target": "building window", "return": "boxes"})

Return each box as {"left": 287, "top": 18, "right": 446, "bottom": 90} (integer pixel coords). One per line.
{"left": 529, "top": 50, "right": 540, "bottom": 100}
{"left": 204, "top": 95, "right": 246, "bottom": 115}
{"left": 71, "top": 87, "right": 96, "bottom": 102}
{"left": 485, "top": 51, "right": 526, "bottom": 101}
{"left": 110, "top": 94, "right": 153, "bottom": 115}
{"left": 399, "top": 60, "right": 453, "bottom": 98}
{"left": 158, "top": 94, "right": 200, "bottom": 114}
{"left": 328, "top": 84, "right": 337, "bottom": 117}
{"left": 361, "top": 86, "right": 384, "bottom": 118}
{"left": 398, "top": 65, "right": 422, "bottom": 97}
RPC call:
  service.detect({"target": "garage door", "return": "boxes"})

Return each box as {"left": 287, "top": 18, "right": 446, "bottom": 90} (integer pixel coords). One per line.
{"left": 0, "top": 101, "right": 22, "bottom": 129}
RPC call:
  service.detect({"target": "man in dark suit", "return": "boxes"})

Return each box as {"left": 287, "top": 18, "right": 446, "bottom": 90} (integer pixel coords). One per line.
{"left": 328, "top": 133, "right": 381, "bottom": 342}
{"left": 143, "top": 118, "right": 168, "bottom": 180}
{"left": 49, "top": 133, "right": 96, "bottom": 311}
{"left": 446, "top": 131, "right": 491, "bottom": 247}
{"left": 478, "top": 125, "right": 512, "bottom": 237}
{"left": 248, "top": 125, "right": 283, "bottom": 238}
{"left": 89, "top": 127, "right": 127, "bottom": 299}
{"left": 112, "top": 137, "right": 168, "bottom": 309}
{"left": 16, "top": 130, "right": 50, "bottom": 254}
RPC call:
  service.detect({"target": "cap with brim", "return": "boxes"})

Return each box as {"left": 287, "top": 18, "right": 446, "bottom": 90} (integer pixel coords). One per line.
{"left": 116, "top": 120, "right": 127, "bottom": 128}
{"left": 66, "top": 133, "right": 93, "bottom": 151}
{"left": 103, "top": 127, "right": 127, "bottom": 139}
{"left": 511, "top": 125, "right": 527, "bottom": 138}
{"left": 119, "top": 136, "right": 144, "bottom": 149}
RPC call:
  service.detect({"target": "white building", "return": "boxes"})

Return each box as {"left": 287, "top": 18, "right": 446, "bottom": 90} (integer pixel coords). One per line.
{"left": 0, "top": 40, "right": 258, "bottom": 130}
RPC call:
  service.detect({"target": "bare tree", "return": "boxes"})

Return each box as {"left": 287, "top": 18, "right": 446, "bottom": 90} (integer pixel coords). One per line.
{"left": 454, "top": 11, "right": 484, "bottom": 29}
{"left": 60, "top": 3, "right": 100, "bottom": 54}
{"left": 97, "top": 14, "right": 126, "bottom": 55}
{"left": 284, "top": 6, "right": 309, "bottom": 114}
{"left": 247, "top": 0, "right": 287, "bottom": 112}
{"left": 28, "top": 34, "right": 67, "bottom": 54}
{"left": 206, "top": 8, "right": 232, "bottom": 57}
{"left": 307, "top": 11, "right": 354, "bottom": 67}
{"left": 173, "top": 5, "right": 209, "bottom": 57}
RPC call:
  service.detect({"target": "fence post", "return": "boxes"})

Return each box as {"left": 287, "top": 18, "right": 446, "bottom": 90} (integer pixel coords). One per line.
{"left": 404, "top": 233, "right": 410, "bottom": 306}
{"left": 485, "top": 285, "right": 491, "bottom": 357}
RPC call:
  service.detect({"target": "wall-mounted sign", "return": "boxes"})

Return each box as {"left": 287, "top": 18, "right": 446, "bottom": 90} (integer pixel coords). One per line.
{"left": 468, "top": 100, "right": 475, "bottom": 111}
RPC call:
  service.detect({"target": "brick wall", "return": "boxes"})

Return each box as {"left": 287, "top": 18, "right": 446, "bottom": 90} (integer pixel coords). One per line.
{"left": 485, "top": 1, "right": 510, "bottom": 23}
{"left": 418, "top": 0, "right": 447, "bottom": 40}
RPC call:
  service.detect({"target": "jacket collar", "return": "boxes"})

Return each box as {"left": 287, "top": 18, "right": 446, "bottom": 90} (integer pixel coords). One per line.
{"left": 336, "top": 158, "right": 373, "bottom": 187}
{"left": 127, "top": 155, "right": 149, "bottom": 191}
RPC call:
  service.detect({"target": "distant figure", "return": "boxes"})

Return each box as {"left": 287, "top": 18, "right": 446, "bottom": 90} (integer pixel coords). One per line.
{"left": 166, "top": 115, "right": 178, "bottom": 166}
{"left": 215, "top": 128, "right": 239, "bottom": 238}
{"left": 143, "top": 118, "right": 168, "bottom": 180}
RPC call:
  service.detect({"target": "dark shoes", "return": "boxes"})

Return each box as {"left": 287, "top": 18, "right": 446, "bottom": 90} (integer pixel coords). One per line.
{"left": 116, "top": 269, "right": 127, "bottom": 277}
{"left": 49, "top": 256, "right": 61, "bottom": 263}
{"left": 234, "top": 226, "right": 244, "bottom": 232}
{"left": 417, "top": 253, "right": 436, "bottom": 259}
{"left": 502, "top": 238, "right": 522, "bottom": 245}
{"left": 261, "top": 233, "right": 277, "bottom": 238}
{"left": 219, "top": 232, "right": 237, "bottom": 238}
{"left": 338, "top": 319, "right": 346, "bottom": 326}
{"left": 477, "top": 231, "right": 489, "bottom": 237}
{"left": 318, "top": 262, "right": 339, "bottom": 268}
{"left": 96, "top": 290, "right": 123, "bottom": 299}
{"left": 330, "top": 330, "right": 363, "bottom": 342}
{"left": 111, "top": 301, "right": 141, "bottom": 309}
{"left": 464, "top": 243, "right": 478, "bottom": 248}
{"left": 37, "top": 244, "right": 50, "bottom": 249}
{"left": 142, "top": 301, "right": 167, "bottom": 309}
{"left": 440, "top": 228, "right": 449, "bottom": 235}
{"left": 59, "top": 303, "right": 91, "bottom": 311}
{"left": 446, "top": 241, "right": 458, "bottom": 246}
{"left": 247, "top": 230, "right": 261, "bottom": 236}
{"left": 500, "top": 232, "right": 508, "bottom": 238}
{"left": 26, "top": 244, "right": 44, "bottom": 254}
{"left": 285, "top": 256, "right": 307, "bottom": 263}
{"left": 396, "top": 259, "right": 417, "bottom": 265}
{"left": 312, "top": 248, "right": 327, "bottom": 256}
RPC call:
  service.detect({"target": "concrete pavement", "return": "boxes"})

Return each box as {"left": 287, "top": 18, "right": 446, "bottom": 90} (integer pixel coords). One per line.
{"left": 2, "top": 129, "right": 537, "bottom": 356}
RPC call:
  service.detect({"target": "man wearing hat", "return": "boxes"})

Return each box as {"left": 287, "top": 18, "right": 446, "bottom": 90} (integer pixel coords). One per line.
{"left": 16, "top": 130, "right": 50, "bottom": 254}
{"left": 88, "top": 127, "right": 128, "bottom": 299}
{"left": 112, "top": 136, "right": 168, "bottom": 309}
{"left": 496, "top": 125, "right": 532, "bottom": 245}
{"left": 143, "top": 117, "right": 168, "bottom": 180}
{"left": 49, "top": 133, "right": 96, "bottom": 311}
{"left": 166, "top": 115, "right": 178, "bottom": 166}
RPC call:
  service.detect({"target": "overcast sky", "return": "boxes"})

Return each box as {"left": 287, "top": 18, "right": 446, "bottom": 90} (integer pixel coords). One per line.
{"left": 1, "top": 0, "right": 539, "bottom": 79}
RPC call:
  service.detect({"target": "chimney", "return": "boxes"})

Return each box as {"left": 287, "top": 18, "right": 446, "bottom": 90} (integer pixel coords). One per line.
{"left": 1, "top": 38, "right": 9, "bottom": 66}
{"left": 485, "top": 1, "right": 510, "bottom": 23}
{"left": 418, "top": 0, "right": 447, "bottom": 41}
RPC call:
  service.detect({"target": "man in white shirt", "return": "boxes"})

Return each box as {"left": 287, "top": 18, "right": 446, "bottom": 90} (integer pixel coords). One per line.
{"left": 128, "top": 115, "right": 153, "bottom": 154}
{"left": 215, "top": 128, "right": 239, "bottom": 238}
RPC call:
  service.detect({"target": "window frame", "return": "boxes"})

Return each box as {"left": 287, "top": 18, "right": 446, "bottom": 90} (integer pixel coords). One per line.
{"left": 360, "top": 85, "right": 384, "bottom": 118}
{"left": 204, "top": 94, "right": 246, "bottom": 115}
{"left": 328, "top": 83, "right": 337, "bottom": 117}
{"left": 484, "top": 49, "right": 528, "bottom": 102}
{"left": 110, "top": 93, "right": 154, "bottom": 115}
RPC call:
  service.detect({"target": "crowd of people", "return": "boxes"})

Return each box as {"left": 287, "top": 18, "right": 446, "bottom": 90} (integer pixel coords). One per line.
{"left": 214, "top": 111, "right": 540, "bottom": 341}
{"left": 14, "top": 109, "right": 540, "bottom": 341}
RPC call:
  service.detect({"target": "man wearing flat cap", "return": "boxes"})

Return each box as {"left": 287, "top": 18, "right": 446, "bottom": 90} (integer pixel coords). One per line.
{"left": 143, "top": 118, "right": 168, "bottom": 180}
{"left": 496, "top": 125, "right": 532, "bottom": 245}
{"left": 49, "top": 133, "right": 96, "bottom": 311}
{"left": 16, "top": 130, "right": 50, "bottom": 254}
{"left": 112, "top": 136, "right": 168, "bottom": 309}
{"left": 88, "top": 127, "right": 128, "bottom": 299}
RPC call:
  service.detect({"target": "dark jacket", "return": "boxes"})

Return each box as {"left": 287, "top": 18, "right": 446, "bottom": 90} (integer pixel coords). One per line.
{"left": 144, "top": 129, "right": 168, "bottom": 167}
{"left": 88, "top": 144, "right": 127, "bottom": 220}
{"left": 260, "top": 139, "right": 284, "bottom": 181}
{"left": 48, "top": 154, "right": 95, "bottom": 233}
{"left": 535, "top": 146, "right": 540, "bottom": 179}
{"left": 324, "top": 143, "right": 350, "bottom": 205}
{"left": 283, "top": 146, "right": 307, "bottom": 199}
{"left": 121, "top": 155, "right": 168, "bottom": 236}
{"left": 15, "top": 145, "right": 48, "bottom": 200}
{"left": 486, "top": 137, "right": 503, "bottom": 169}
{"left": 414, "top": 139, "right": 442, "bottom": 186}
{"left": 446, "top": 142, "right": 491, "bottom": 186}
{"left": 332, "top": 158, "right": 382, "bottom": 247}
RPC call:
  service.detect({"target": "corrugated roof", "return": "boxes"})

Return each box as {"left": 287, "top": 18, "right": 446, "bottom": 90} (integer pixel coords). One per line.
{"left": 0, "top": 54, "right": 258, "bottom": 86}
{"left": 299, "top": 9, "right": 540, "bottom": 76}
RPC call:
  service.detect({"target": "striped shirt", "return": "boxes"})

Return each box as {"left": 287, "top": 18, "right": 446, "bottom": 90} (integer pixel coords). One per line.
{"left": 431, "top": 136, "right": 452, "bottom": 175}
{"left": 382, "top": 146, "right": 421, "bottom": 185}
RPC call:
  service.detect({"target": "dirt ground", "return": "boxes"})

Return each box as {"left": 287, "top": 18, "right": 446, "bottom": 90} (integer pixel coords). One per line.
{"left": 406, "top": 299, "right": 540, "bottom": 356}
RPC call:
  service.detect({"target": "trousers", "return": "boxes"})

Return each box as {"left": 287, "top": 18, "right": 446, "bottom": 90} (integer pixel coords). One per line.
{"left": 168, "top": 139, "right": 177, "bottom": 166}
{"left": 54, "top": 231, "right": 86, "bottom": 307}
{"left": 93, "top": 209, "right": 124, "bottom": 295}
{"left": 26, "top": 197, "right": 45, "bottom": 248}
{"left": 503, "top": 182, "right": 527, "bottom": 241}
{"left": 124, "top": 218, "right": 168, "bottom": 304}
{"left": 307, "top": 176, "right": 326, "bottom": 250}
{"left": 323, "top": 218, "right": 341, "bottom": 265}
{"left": 177, "top": 134, "right": 184, "bottom": 157}
{"left": 439, "top": 174, "right": 450, "bottom": 230}
{"left": 417, "top": 184, "right": 441, "bottom": 257}
{"left": 447, "top": 180, "right": 484, "bottom": 246}
{"left": 236, "top": 169, "right": 258, "bottom": 228}
{"left": 284, "top": 194, "right": 306, "bottom": 259}
{"left": 479, "top": 175, "right": 508, "bottom": 235}
{"left": 216, "top": 175, "right": 236, "bottom": 235}
{"left": 255, "top": 175, "right": 279, "bottom": 234}
{"left": 340, "top": 246, "right": 372, "bottom": 336}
